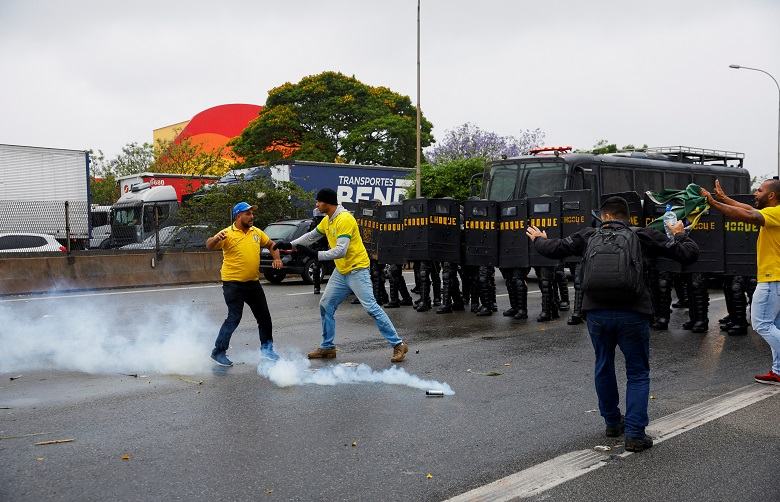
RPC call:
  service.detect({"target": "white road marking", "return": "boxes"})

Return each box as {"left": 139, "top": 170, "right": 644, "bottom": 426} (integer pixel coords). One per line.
{"left": 444, "top": 383, "right": 779, "bottom": 501}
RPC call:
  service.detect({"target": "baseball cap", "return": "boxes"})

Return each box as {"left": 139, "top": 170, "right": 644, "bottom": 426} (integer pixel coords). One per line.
{"left": 232, "top": 201, "right": 258, "bottom": 219}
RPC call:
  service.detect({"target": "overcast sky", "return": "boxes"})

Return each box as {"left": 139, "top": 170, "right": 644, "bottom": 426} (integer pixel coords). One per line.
{"left": 1, "top": 0, "right": 779, "bottom": 179}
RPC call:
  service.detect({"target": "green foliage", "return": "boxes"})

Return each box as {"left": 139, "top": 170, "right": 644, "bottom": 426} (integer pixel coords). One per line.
{"left": 88, "top": 150, "right": 120, "bottom": 205}
{"left": 152, "top": 135, "right": 235, "bottom": 176}
{"left": 175, "top": 175, "right": 314, "bottom": 234}
{"left": 230, "top": 71, "right": 434, "bottom": 167}
{"left": 406, "top": 158, "right": 486, "bottom": 202}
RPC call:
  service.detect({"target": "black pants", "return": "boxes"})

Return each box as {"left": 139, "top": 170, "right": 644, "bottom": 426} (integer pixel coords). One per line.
{"left": 214, "top": 281, "right": 273, "bottom": 353}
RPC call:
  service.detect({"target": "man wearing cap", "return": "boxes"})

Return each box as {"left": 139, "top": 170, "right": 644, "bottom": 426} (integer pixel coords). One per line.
{"left": 274, "top": 188, "right": 409, "bottom": 363}
{"left": 206, "top": 201, "right": 283, "bottom": 366}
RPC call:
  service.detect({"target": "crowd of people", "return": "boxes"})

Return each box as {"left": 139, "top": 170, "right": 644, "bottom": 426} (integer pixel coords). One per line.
{"left": 205, "top": 179, "right": 780, "bottom": 452}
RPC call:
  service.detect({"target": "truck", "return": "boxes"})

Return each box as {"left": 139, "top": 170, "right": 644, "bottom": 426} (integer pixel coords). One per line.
{"left": 109, "top": 183, "right": 179, "bottom": 248}
{"left": 0, "top": 143, "right": 92, "bottom": 249}
{"left": 264, "top": 160, "right": 413, "bottom": 206}
{"left": 116, "top": 172, "right": 219, "bottom": 203}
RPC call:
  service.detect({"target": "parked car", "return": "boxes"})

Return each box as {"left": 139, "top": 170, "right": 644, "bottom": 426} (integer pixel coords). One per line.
{"left": 120, "top": 225, "right": 209, "bottom": 251}
{"left": 260, "top": 218, "right": 330, "bottom": 284}
{"left": 0, "top": 232, "right": 67, "bottom": 253}
{"left": 89, "top": 224, "right": 111, "bottom": 249}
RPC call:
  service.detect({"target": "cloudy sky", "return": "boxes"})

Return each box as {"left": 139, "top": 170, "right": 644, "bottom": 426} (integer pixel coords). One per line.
{"left": 1, "top": 0, "right": 779, "bottom": 179}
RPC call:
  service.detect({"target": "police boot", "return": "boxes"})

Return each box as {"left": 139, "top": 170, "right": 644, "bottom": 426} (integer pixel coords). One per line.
{"left": 384, "top": 278, "right": 401, "bottom": 308}
{"left": 432, "top": 279, "right": 442, "bottom": 307}
{"left": 476, "top": 276, "right": 493, "bottom": 316}
{"left": 416, "top": 287, "right": 431, "bottom": 312}
{"left": 567, "top": 283, "right": 583, "bottom": 325}
{"left": 652, "top": 273, "right": 672, "bottom": 330}
{"left": 555, "top": 266, "right": 570, "bottom": 311}
{"left": 436, "top": 265, "right": 453, "bottom": 314}
{"left": 503, "top": 277, "right": 519, "bottom": 317}
{"left": 537, "top": 276, "right": 555, "bottom": 322}
{"left": 727, "top": 280, "right": 748, "bottom": 336}
{"left": 513, "top": 277, "right": 529, "bottom": 320}
{"left": 691, "top": 277, "right": 709, "bottom": 333}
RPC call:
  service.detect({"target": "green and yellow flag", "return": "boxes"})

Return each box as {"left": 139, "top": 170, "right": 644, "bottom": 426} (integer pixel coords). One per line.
{"left": 645, "top": 184, "right": 710, "bottom": 231}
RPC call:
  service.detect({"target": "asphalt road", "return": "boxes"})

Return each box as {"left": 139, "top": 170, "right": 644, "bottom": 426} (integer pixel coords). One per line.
{"left": 1, "top": 273, "right": 778, "bottom": 501}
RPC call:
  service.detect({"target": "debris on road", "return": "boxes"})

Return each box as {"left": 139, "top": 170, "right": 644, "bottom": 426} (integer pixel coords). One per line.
{"left": 35, "top": 439, "right": 74, "bottom": 446}
{"left": 0, "top": 432, "right": 51, "bottom": 440}
{"left": 467, "top": 369, "right": 502, "bottom": 377}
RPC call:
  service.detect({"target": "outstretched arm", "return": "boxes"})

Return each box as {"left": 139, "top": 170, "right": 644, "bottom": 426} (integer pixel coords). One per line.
{"left": 711, "top": 179, "right": 754, "bottom": 210}
{"left": 701, "top": 187, "right": 765, "bottom": 227}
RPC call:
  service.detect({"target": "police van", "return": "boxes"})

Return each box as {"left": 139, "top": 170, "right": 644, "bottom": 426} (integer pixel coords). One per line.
{"left": 476, "top": 146, "right": 749, "bottom": 211}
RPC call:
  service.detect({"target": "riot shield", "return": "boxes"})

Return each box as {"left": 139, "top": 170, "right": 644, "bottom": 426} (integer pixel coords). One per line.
{"left": 724, "top": 194, "right": 759, "bottom": 276}
{"left": 356, "top": 199, "right": 381, "bottom": 261}
{"left": 377, "top": 204, "right": 405, "bottom": 265}
{"left": 402, "top": 198, "right": 461, "bottom": 262}
{"left": 554, "top": 190, "right": 592, "bottom": 264}
{"left": 684, "top": 207, "right": 725, "bottom": 274}
{"left": 527, "top": 196, "right": 562, "bottom": 267}
{"left": 464, "top": 199, "right": 498, "bottom": 267}
{"left": 498, "top": 200, "right": 529, "bottom": 269}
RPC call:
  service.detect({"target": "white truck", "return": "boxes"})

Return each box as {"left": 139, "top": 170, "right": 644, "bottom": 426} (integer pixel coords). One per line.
{"left": 0, "top": 144, "right": 92, "bottom": 249}
{"left": 108, "top": 183, "right": 179, "bottom": 248}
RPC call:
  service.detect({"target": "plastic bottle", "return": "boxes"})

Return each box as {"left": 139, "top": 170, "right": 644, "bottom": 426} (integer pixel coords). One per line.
{"left": 663, "top": 204, "right": 677, "bottom": 240}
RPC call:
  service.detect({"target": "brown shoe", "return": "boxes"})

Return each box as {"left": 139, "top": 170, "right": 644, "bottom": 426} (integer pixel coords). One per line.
{"left": 391, "top": 342, "right": 409, "bottom": 363}
{"left": 307, "top": 347, "right": 337, "bottom": 359}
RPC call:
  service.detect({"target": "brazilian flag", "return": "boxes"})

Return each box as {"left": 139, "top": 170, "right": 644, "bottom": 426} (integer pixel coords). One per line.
{"left": 645, "top": 184, "right": 710, "bottom": 232}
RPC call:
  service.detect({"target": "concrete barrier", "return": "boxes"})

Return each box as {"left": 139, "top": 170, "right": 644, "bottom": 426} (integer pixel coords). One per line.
{"left": 0, "top": 251, "right": 224, "bottom": 296}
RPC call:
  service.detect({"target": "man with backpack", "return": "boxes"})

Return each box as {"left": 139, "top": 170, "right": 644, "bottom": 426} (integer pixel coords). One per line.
{"left": 526, "top": 196, "right": 699, "bottom": 452}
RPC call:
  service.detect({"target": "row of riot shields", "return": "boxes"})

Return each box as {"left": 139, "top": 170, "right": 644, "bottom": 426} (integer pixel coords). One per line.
{"left": 356, "top": 190, "right": 758, "bottom": 275}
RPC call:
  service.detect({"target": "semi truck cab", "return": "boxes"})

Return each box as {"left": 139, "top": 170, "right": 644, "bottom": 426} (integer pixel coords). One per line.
{"left": 109, "top": 183, "right": 179, "bottom": 247}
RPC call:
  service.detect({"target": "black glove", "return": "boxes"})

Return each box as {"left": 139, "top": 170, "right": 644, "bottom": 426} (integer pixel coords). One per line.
{"left": 273, "top": 240, "right": 292, "bottom": 251}
{"left": 296, "top": 244, "right": 319, "bottom": 260}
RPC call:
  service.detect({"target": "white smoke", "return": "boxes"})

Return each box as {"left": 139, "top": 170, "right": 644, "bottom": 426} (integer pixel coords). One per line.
{"left": 0, "top": 299, "right": 212, "bottom": 375}
{"left": 257, "top": 355, "right": 455, "bottom": 395}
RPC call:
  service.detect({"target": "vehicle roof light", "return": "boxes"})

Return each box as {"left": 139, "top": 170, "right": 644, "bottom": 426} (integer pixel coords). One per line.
{"left": 529, "top": 146, "right": 573, "bottom": 155}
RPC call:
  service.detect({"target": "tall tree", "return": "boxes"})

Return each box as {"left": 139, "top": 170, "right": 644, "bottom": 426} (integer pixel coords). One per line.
{"left": 408, "top": 123, "right": 545, "bottom": 201}
{"left": 230, "top": 71, "right": 434, "bottom": 167}
{"left": 425, "top": 122, "right": 544, "bottom": 166}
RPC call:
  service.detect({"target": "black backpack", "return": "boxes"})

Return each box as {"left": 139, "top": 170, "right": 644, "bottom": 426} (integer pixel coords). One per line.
{"left": 580, "top": 220, "right": 644, "bottom": 302}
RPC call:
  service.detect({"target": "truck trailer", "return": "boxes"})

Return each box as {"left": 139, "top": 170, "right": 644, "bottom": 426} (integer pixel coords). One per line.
{"left": 0, "top": 144, "right": 91, "bottom": 249}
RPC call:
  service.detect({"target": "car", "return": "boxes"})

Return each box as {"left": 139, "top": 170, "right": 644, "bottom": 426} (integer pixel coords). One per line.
{"left": 0, "top": 232, "right": 67, "bottom": 253}
{"left": 119, "top": 225, "right": 209, "bottom": 251}
{"left": 89, "top": 224, "right": 111, "bottom": 249}
{"left": 260, "top": 218, "right": 330, "bottom": 284}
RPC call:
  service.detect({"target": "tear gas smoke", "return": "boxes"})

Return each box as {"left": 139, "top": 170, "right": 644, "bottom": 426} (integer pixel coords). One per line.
{"left": 257, "top": 355, "right": 455, "bottom": 395}
{"left": 0, "top": 300, "right": 213, "bottom": 375}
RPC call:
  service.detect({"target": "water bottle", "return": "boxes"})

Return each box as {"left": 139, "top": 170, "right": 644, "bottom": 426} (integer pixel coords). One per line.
{"left": 663, "top": 204, "right": 677, "bottom": 240}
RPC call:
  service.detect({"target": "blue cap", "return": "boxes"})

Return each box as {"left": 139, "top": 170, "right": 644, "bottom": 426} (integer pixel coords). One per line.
{"left": 232, "top": 202, "right": 258, "bottom": 219}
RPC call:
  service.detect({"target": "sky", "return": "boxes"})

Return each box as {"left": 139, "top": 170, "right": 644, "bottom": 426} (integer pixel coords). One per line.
{"left": 1, "top": 0, "right": 779, "bottom": 179}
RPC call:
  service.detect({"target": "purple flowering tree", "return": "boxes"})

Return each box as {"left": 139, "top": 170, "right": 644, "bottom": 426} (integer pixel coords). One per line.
{"left": 424, "top": 122, "right": 545, "bottom": 166}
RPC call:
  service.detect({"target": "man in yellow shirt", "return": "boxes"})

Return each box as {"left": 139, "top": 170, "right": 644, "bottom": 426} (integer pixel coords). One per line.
{"left": 206, "top": 202, "right": 283, "bottom": 366}
{"left": 702, "top": 179, "right": 780, "bottom": 385}
{"left": 274, "top": 188, "right": 409, "bottom": 363}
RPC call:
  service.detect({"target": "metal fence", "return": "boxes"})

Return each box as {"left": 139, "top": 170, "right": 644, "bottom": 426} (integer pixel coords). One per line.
{"left": 0, "top": 199, "right": 90, "bottom": 252}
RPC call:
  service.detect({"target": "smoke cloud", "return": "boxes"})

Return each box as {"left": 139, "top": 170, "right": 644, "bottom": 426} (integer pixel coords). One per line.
{"left": 257, "top": 356, "right": 455, "bottom": 395}
{"left": 0, "top": 300, "right": 213, "bottom": 375}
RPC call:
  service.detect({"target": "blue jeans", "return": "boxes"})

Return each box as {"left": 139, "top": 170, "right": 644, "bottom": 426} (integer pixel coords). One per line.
{"left": 319, "top": 267, "right": 402, "bottom": 349}
{"left": 586, "top": 310, "right": 650, "bottom": 439}
{"left": 213, "top": 281, "right": 272, "bottom": 354}
{"left": 751, "top": 282, "right": 780, "bottom": 374}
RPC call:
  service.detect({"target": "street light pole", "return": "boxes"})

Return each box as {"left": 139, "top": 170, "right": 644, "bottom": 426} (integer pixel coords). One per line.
{"left": 416, "top": 0, "right": 421, "bottom": 198}
{"left": 729, "top": 64, "right": 780, "bottom": 178}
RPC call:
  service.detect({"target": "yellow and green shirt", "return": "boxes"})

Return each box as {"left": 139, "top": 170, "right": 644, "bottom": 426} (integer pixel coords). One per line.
{"left": 316, "top": 210, "right": 370, "bottom": 274}
{"left": 212, "top": 224, "right": 270, "bottom": 282}
{"left": 757, "top": 205, "right": 780, "bottom": 282}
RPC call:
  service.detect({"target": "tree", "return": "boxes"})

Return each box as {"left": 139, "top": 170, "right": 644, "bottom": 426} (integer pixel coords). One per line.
{"left": 230, "top": 71, "right": 434, "bottom": 167}
{"left": 152, "top": 135, "right": 235, "bottom": 176}
{"left": 88, "top": 150, "right": 120, "bottom": 205}
{"left": 576, "top": 140, "right": 649, "bottom": 155}
{"left": 408, "top": 123, "right": 545, "bottom": 201}
{"left": 424, "top": 123, "right": 545, "bottom": 166}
